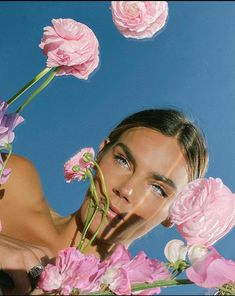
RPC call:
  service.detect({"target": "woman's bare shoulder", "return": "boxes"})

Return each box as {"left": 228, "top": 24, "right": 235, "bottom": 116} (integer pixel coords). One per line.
{"left": 0, "top": 154, "right": 45, "bottom": 207}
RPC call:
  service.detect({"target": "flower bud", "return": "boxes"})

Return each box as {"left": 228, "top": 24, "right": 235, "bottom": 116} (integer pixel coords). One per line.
{"left": 164, "top": 239, "right": 188, "bottom": 263}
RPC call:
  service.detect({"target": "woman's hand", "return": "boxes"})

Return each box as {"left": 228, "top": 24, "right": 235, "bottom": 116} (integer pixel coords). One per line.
{"left": 0, "top": 233, "right": 53, "bottom": 295}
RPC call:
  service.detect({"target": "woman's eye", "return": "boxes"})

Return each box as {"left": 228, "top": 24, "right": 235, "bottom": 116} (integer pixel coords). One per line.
{"left": 114, "top": 155, "right": 129, "bottom": 168}
{"left": 151, "top": 184, "right": 167, "bottom": 198}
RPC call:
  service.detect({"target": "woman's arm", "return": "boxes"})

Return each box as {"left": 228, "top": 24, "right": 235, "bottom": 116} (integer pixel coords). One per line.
{"left": 0, "top": 233, "right": 53, "bottom": 295}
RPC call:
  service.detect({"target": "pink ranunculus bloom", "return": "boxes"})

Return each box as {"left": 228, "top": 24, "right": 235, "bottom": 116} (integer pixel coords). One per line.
{"left": 39, "top": 18, "right": 100, "bottom": 80}
{"left": 0, "top": 100, "right": 24, "bottom": 147}
{"left": 38, "top": 247, "right": 101, "bottom": 295}
{"left": 64, "top": 147, "right": 95, "bottom": 183}
{"left": 98, "top": 245, "right": 170, "bottom": 295}
{"left": 186, "top": 246, "right": 235, "bottom": 289}
{"left": 98, "top": 244, "right": 132, "bottom": 295}
{"left": 169, "top": 177, "right": 235, "bottom": 247}
{"left": 0, "top": 153, "right": 11, "bottom": 185}
{"left": 111, "top": 1, "right": 168, "bottom": 39}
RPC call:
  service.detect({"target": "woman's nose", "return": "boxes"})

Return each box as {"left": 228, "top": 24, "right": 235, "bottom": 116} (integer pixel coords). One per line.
{"left": 112, "top": 182, "right": 134, "bottom": 203}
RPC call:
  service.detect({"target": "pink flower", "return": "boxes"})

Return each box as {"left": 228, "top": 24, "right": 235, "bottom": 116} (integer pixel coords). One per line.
{"left": 38, "top": 247, "right": 101, "bottom": 295}
{"left": 111, "top": 1, "right": 168, "bottom": 39}
{"left": 0, "top": 100, "right": 24, "bottom": 147}
{"left": 186, "top": 246, "right": 235, "bottom": 288}
{"left": 64, "top": 147, "right": 95, "bottom": 182}
{"left": 98, "top": 245, "right": 132, "bottom": 295}
{"left": 169, "top": 178, "right": 235, "bottom": 246}
{"left": 99, "top": 245, "right": 170, "bottom": 295}
{"left": 39, "top": 18, "right": 99, "bottom": 80}
{"left": 126, "top": 251, "right": 170, "bottom": 295}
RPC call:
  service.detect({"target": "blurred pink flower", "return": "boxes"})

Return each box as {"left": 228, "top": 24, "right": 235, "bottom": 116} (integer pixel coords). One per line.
{"left": 99, "top": 244, "right": 170, "bottom": 295}
{"left": 169, "top": 177, "right": 235, "bottom": 246}
{"left": 186, "top": 246, "right": 235, "bottom": 289}
{"left": 38, "top": 247, "right": 101, "bottom": 295}
{"left": 111, "top": 1, "right": 168, "bottom": 39}
{"left": 64, "top": 147, "right": 95, "bottom": 182}
{"left": 39, "top": 18, "right": 99, "bottom": 80}
{"left": 0, "top": 100, "right": 24, "bottom": 147}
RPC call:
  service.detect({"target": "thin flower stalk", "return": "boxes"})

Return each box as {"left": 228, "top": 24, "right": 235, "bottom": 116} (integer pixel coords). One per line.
{"left": 82, "top": 161, "right": 110, "bottom": 251}
{"left": 87, "top": 279, "right": 194, "bottom": 295}
{"left": 7, "top": 67, "right": 52, "bottom": 106}
{"left": 16, "top": 67, "right": 58, "bottom": 113}
{"left": 78, "top": 169, "right": 100, "bottom": 251}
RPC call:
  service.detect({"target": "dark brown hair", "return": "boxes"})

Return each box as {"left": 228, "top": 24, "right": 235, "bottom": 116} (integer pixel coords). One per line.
{"left": 99, "top": 109, "right": 208, "bottom": 181}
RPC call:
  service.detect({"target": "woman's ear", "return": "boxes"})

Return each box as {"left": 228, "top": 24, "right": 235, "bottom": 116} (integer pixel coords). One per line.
{"left": 99, "top": 138, "right": 110, "bottom": 152}
{"left": 161, "top": 217, "right": 174, "bottom": 228}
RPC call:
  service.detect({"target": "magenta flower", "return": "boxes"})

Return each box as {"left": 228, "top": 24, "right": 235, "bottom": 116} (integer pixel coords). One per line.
{"left": 169, "top": 177, "right": 235, "bottom": 246}
{"left": 64, "top": 147, "right": 95, "bottom": 182}
{"left": 39, "top": 18, "right": 100, "bottom": 80}
{"left": 186, "top": 246, "right": 235, "bottom": 289}
{"left": 111, "top": 1, "right": 168, "bottom": 39}
{"left": 0, "top": 100, "right": 24, "bottom": 147}
{"left": 38, "top": 247, "right": 101, "bottom": 295}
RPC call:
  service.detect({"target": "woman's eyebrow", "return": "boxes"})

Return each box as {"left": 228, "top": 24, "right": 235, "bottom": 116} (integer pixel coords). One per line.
{"left": 114, "top": 143, "right": 136, "bottom": 167}
{"left": 151, "top": 173, "right": 177, "bottom": 191}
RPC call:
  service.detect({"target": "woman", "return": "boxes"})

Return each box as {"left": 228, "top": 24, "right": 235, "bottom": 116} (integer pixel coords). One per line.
{"left": 0, "top": 108, "right": 208, "bottom": 295}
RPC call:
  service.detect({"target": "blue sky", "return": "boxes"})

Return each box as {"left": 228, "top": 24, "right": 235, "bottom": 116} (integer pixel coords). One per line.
{"left": 1, "top": 1, "right": 235, "bottom": 295}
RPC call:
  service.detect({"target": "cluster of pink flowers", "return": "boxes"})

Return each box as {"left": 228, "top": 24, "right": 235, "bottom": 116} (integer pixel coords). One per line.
{"left": 38, "top": 245, "right": 170, "bottom": 295}
{"left": 2, "top": 4, "right": 235, "bottom": 295}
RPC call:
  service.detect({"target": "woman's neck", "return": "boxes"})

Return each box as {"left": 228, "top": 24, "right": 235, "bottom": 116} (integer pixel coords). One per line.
{"left": 57, "top": 209, "right": 119, "bottom": 260}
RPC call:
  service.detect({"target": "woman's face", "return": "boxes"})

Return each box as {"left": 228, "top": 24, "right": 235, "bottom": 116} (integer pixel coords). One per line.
{"left": 80, "top": 127, "right": 188, "bottom": 245}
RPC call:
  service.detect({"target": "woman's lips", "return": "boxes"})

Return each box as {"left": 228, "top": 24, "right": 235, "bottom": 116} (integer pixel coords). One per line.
{"left": 100, "top": 198, "right": 124, "bottom": 220}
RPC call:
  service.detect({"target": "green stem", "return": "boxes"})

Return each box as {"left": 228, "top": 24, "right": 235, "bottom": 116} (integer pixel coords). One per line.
{"left": 82, "top": 162, "right": 110, "bottom": 251}
{"left": 0, "top": 145, "right": 12, "bottom": 180}
{"left": 77, "top": 196, "right": 94, "bottom": 248}
{"left": 87, "top": 279, "right": 194, "bottom": 295}
{"left": 16, "top": 67, "right": 58, "bottom": 113}
{"left": 78, "top": 170, "right": 100, "bottom": 251}
{"left": 7, "top": 67, "right": 52, "bottom": 106}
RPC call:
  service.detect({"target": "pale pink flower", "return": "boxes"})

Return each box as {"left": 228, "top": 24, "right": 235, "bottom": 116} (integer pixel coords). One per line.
{"left": 0, "top": 100, "right": 24, "bottom": 147}
{"left": 186, "top": 246, "right": 235, "bottom": 289}
{"left": 99, "top": 244, "right": 170, "bottom": 295}
{"left": 64, "top": 147, "right": 95, "bottom": 182}
{"left": 169, "top": 178, "right": 235, "bottom": 246}
{"left": 39, "top": 18, "right": 99, "bottom": 80}
{"left": 111, "top": 1, "right": 168, "bottom": 39}
{"left": 38, "top": 247, "right": 101, "bottom": 295}
{"left": 164, "top": 239, "right": 188, "bottom": 263}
